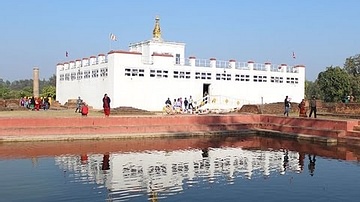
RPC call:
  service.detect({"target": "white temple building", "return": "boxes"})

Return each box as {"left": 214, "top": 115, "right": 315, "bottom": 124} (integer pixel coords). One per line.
{"left": 56, "top": 17, "right": 305, "bottom": 111}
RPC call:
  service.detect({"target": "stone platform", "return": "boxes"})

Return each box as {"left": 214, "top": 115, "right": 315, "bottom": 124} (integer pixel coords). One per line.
{"left": 1, "top": 114, "right": 360, "bottom": 145}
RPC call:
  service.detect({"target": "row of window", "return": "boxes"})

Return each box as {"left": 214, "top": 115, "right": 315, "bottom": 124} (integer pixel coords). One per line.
{"left": 124, "top": 68, "right": 299, "bottom": 83}
{"left": 59, "top": 67, "right": 298, "bottom": 84}
{"left": 59, "top": 68, "right": 108, "bottom": 81}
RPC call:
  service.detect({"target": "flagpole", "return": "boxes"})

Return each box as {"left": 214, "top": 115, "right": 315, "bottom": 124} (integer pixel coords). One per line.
{"left": 109, "top": 33, "right": 117, "bottom": 50}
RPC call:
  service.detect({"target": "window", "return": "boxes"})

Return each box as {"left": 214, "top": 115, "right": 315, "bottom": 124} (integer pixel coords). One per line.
{"left": 77, "top": 71, "right": 83, "bottom": 80}
{"left": 71, "top": 72, "right": 76, "bottom": 81}
{"left": 126, "top": 68, "right": 145, "bottom": 77}
{"left": 216, "top": 73, "right": 231, "bottom": 80}
{"left": 60, "top": 74, "right": 65, "bottom": 81}
{"left": 125, "top": 68, "right": 131, "bottom": 76}
{"left": 240, "top": 74, "right": 250, "bottom": 82}
{"left": 286, "top": 77, "right": 299, "bottom": 84}
{"left": 173, "top": 71, "right": 179, "bottom": 78}
{"left": 84, "top": 70, "right": 91, "bottom": 79}
{"left": 139, "top": 69, "right": 145, "bottom": 77}
{"left": 100, "top": 67, "right": 108, "bottom": 77}
{"left": 195, "top": 72, "right": 200, "bottom": 79}
{"left": 175, "top": 71, "right": 191, "bottom": 79}
{"left": 175, "top": 54, "right": 181, "bottom": 64}
{"left": 195, "top": 72, "right": 211, "bottom": 80}
{"left": 150, "top": 69, "right": 168, "bottom": 78}
{"left": 207, "top": 72, "right": 212, "bottom": 80}
{"left": 163, "top": 70, "right": 168, "bottom": 78}
{"left": 270, "top": 76, "right": 283, "bottom": 83}
{"left": 253, "top": 75, "right": 267, "bottom": 82}
{"left": 150, "top": 70, "right": 156, "bottom": 77}
{"left": 92, "top": 69, "right": 99, "bottom": 78}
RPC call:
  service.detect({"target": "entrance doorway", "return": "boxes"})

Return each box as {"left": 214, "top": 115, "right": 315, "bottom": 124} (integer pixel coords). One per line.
{"left": 203, "top": 83, "right": 210, "bottom": 96}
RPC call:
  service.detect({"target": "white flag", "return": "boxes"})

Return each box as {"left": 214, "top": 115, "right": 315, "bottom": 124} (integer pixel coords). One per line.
{"left": 110, "top": 33, "right": 117, "bottom": 41}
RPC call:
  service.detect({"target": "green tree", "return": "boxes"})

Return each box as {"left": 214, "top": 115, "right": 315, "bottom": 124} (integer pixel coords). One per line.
{"left": 0, "top": 75, "right": 57, "bottom": 99}
{"left": 344, "top": 54, "right": 360, "bottom": 76}
{"left": 317, "top": 66, "right": 351, "bottom": 102}
{"left": 10, "top": 79, "right": 32, "bottom": 90}
{"left": 41, "top": 85, "right": 56, "bottom": 98}
{"left": 21, "top": 86, "right": 33, "bottom": 98}
{"left": 349, "top": 75, "right": 360, "bottom": 102}
{"left": 48, "top": 74, "right": 56, "bottom": 86}
{"left": 0, "top": 86, "right": 10, "bottom": 98}
{"left": 305, "top": 80, "right": 321, "bottom": 99}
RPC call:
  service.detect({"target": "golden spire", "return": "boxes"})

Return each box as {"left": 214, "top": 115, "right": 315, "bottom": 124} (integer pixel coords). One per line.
{"left": 152, "top": 16, "right": 162, "bottom": 40}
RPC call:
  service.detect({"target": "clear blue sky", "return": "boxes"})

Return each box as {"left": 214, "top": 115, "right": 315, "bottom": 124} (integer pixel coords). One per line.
{"left": 1, "top": 0, "right": 359, "bottom": 81}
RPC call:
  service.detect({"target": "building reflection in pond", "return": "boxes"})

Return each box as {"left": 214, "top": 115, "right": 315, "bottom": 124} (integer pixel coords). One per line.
{"left": 55, "top": 147, "right": 304, "bottom": 201}
{"left": 4, "top": 135, "right": 359, "bottom": 201}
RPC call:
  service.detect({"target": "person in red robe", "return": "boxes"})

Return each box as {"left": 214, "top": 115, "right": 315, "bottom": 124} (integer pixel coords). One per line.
{"left": 102, "top": 94, "right": 111, "bottom": 117}
{"left": 81, "top": 102, "right": 89, "bottom": 116}
{"left": 298, "top": 99, "right": 307, "bottom": 117}
{"left": 35, "top": 97, "right": 42, "bottom": 111}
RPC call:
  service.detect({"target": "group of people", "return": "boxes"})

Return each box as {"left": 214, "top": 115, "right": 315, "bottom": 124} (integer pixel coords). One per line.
{"left": 74, "top": 93, "right": 111, "bottom": 117}
{"left": 284, "top": 95, "right": 317, "bottom": 118}
{"left": 19, "top": 96, "right": 51, "bottom": 111}
{"left": 164, "top": 96, "right": 194, "bottom": 114}
{"left": 75, "top": 96, "right": 89, "bottom": 116}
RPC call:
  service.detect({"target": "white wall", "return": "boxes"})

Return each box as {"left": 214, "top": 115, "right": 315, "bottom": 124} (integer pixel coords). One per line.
{"left": 56, "top": 42, "right": 305, "bottom": 111}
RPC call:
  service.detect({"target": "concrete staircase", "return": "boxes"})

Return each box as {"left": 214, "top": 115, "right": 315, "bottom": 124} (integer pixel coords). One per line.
{"left": 0, "top": 115, "right": 258, "bottom": 140}
{"left": 345, "top": 121, "right": 360, "bottom": 141}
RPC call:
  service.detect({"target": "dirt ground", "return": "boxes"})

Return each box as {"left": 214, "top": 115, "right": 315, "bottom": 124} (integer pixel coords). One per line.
{"left": 0, "top": 107, "right": 347, "bottom": 120}
{"left": 0, "top": 109, "right": 105, "bottom": 118}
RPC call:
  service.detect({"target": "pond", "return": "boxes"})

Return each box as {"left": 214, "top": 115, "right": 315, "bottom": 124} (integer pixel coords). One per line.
{"left": 1, "top": 135, "right": 360, "bottom": 202}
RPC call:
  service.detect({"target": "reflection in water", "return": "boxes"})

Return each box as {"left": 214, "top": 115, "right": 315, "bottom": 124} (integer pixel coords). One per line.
{"left": 80, "top": 154, "right": 88, "bottom": 164}
{"left": 102, "top": 153, "right": 110, "bottom": 171}
{"left": 282, "top": 149, "right": 289, "bottom": 174}
{"left": 202, "top": 148, "right": 209, "bottom": 158}
{"left": 2, "top": 136, "right": 360, "bottom": 202}
{"left": 298, "top": 152, "right": 305, "bottom": 172}
{"left": 308, "top": 154, "right": 316, "bottom": 176}
{"left": 55, "top": 147, "right": 304, "bottom": 201}
{"left": 31, "top": 157, "right": 38, "bottom": 167}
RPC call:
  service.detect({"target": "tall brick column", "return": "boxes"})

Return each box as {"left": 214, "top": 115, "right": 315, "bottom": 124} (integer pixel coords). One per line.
{"left": 33, "top": 67, "right": 39, "bottom": 98}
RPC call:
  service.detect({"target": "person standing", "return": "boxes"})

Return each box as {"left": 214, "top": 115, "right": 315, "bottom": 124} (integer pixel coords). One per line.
{"left": 188, "top": 95, "right": 194, "bottom": 111}
{"left": 308, "top": 96, "right": 317, "bottom": 118}
{"left": 75, "top": 96, "right": 82, "bottom": 113}
{"left": 298, "top": 99, "right": 307, "bottom": 117}
{"left": 184, "top": 97, "right": 189, "bottom": 112}
{"left": 102, "top": 94, "right": 111, "bottom": 117}
{"left": 283, "top": 95, "right": 291, "bottom": 117}
{"left": 30, "top": 96, "right": 35, "bottom": 110}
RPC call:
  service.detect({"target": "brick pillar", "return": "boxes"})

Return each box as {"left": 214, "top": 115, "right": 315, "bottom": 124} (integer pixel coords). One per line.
{"left": 33, "top": 67, "right": 39, "bottom": 98}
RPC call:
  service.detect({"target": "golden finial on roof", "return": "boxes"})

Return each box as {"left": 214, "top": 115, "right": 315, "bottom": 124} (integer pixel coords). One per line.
{"left": 152, "top": 16, "right": 162, "bottom": 40}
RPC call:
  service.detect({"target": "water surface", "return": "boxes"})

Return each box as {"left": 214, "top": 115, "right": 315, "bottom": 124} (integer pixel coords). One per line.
{"left": 1, "top": 135, "right": 360, "bottom": 202}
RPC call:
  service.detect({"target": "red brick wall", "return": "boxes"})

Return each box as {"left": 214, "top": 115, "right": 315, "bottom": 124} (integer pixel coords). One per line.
{"left": 240, "top": 100, "right": 360, "bottom": 115}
